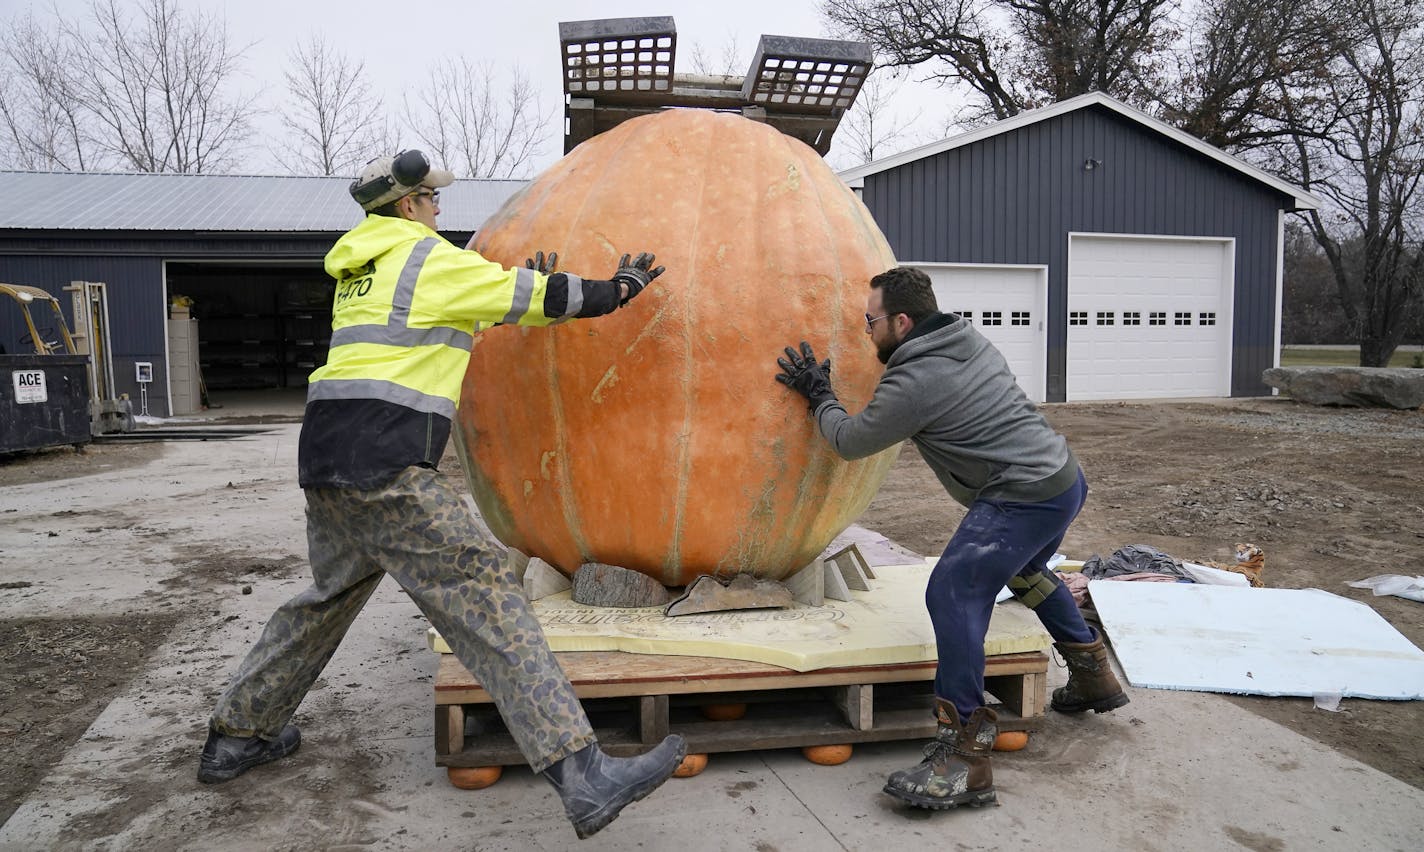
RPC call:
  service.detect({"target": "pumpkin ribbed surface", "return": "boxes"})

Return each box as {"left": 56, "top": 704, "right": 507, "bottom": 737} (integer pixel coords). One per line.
{"left": 458, "top": 109, "right": 898, "bottom": 585}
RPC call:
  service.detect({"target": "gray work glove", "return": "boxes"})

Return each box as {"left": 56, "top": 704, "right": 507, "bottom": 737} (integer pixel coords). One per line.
{"left": 524, "top": 251, "right": 559, "bottom": 274}
{"left": 611, "top": 252, "right": 665, "bottom": 307}
{"left": 775, "top": 341, "right": 838, "bottom": 414}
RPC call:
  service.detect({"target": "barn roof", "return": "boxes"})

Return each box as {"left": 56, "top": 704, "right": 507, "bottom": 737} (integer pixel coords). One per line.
{"left": 0, "top": 171, "right": 527, "bottom": 232}
{"left": 837, "top": 91, "right": 1321, "bottom": 211}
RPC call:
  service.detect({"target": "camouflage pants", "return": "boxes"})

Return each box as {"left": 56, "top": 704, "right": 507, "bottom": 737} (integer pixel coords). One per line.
{"left": 209, "top": 466, "right": 595, "bottom": 772}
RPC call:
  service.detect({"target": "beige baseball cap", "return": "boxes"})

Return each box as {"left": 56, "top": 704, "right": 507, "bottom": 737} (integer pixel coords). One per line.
{"left": 350, "top": 150, "right": 454, "bottom": 211}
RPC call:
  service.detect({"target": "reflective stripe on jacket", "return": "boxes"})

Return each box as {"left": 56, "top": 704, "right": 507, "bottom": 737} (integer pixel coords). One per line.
{"left": 299, "top": 214, "right": 583, "bottom": 490}
{"left": 308, "top": 214, "right": 577, "bottom": 418}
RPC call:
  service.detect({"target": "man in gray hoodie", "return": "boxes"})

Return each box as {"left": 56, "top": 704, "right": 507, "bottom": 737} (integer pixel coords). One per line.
{"left": 774, "top": 266, "right": 1127, "bottom": 811}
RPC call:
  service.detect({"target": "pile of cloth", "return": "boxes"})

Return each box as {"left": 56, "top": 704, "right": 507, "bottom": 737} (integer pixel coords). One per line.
{"left": 1057, "top": 544, "right": 1195, "bottom": 607}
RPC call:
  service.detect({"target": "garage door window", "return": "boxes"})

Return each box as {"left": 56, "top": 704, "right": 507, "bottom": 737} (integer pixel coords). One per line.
{"left": 983, "top": 311, "right": 1002, "bottom": 326}
{"left": 1096, "top": 311, "right": 1114, "bottom": 325}
{"left": 1175, "top": 312, "right": 1192, "bottom": 325}
{"left": 1199, "top": 312, "right": 1217, "bottom": 325}
{"left": 1149, "top": 311, "right": 1166, "bottom": 325}
{"left": 1011, "top": 311, "right": 1030, "bottom": 326}
{"left": 1070, "top": 311, "right": 1087, "bottom": 325}
{"left": 1124, "top": 311, "right": 1141, "bottom": 325}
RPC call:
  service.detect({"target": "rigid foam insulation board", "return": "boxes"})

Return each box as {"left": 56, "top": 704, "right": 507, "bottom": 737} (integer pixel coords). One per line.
{"left": 430, "top": 560, "right": 1050, "bottom": 672}
{"left": 1089, "top": 581, "right": 1424, "bottom": 699}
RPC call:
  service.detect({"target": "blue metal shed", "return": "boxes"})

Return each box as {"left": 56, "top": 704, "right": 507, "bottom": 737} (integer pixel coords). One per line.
{"left": 839, "top": 92, "right": 1321, "bottom": 403}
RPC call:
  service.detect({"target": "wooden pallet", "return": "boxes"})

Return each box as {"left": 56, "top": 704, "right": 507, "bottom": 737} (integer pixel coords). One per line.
{"left": 434, "top": 650, "right": 1048, "bottom": 768}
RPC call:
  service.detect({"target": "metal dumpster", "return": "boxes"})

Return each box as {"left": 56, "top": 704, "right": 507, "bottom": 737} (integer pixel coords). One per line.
{"left": 1, "top": 353, "right": 92, "bottom": 453}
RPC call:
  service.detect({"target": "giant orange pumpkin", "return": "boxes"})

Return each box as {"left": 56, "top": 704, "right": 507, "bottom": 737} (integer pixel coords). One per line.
{"left": 456, "top": 109, "right": 899, "bottom": 585}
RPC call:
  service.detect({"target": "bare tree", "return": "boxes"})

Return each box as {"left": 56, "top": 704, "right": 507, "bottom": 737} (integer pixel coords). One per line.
{"left": 1157, "top": 0, "right": 1347, "bottom": 151}
{"left": 822, "top": 0, "right": 1177, "bottom": 122}
{"left": 834, "top": 73, "right": 920, "bottom": 165}
{"left": 689, "top": 33, "right": 745, "bottom": 77}
{"left": 1279, "top": 0, "right": 1424, "bottom": 366}
{"left": 1282, "top": 221, "right": 1354, "bottom": 343}
{"left": 273, "top": 35, "right": 383, "bottom": 176}
{"left": 0, "top": 9, "right": 104, "bottom": 170}
{"left": 403, "top": 59, "right": 551, "bottom": 180}
{"left": 62, "top": 0, "right": 255, "bottom": 173}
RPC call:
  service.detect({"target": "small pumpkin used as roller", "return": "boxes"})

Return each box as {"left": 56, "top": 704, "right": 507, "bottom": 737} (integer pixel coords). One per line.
{"left": 802, "top": 744, "right": 853, "bottom": 765}
{"left": 700, "top": 702, "right": 748, "bottom": 721}
{"left": 674, "top": 753, "right": 709, "bottom": 778}
{"left": 459, "top": 108, "right": 900, "bottom": 588}
{"left": 447, "top": 765, "right": 503, "bottom": 789}
{"left": 993, "top": 731, "right": 1030, "bottom": 752}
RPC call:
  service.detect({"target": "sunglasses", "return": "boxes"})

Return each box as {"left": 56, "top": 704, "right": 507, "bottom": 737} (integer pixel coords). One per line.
{"left": 864, "top": 312, "right": 890, "bottom": 332}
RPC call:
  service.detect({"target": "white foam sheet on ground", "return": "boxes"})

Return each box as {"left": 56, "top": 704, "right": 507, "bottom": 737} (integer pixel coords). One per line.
{"left": 1089, "top": 581, "right": 1424, "bottom": 699}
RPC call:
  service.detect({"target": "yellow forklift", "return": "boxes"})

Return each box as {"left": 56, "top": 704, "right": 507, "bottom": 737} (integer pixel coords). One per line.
{"left": 1, "top": 282, "right": 133, "bottom": 453}
{"left": 2, "top": 282, "right": 78, "bottom": 355}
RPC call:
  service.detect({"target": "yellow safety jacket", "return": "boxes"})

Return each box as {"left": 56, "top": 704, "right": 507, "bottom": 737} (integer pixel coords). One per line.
{"left": 298, "top": 214, "right": 616, "bottom": 489}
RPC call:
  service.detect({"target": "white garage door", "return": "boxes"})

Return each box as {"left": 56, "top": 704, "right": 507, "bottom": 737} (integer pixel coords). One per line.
{"left": 1067, "top": 235, "right": 1234, "bottom": 401}
{"left": 913, "top": 263, "right": 1047, "bottom": 402}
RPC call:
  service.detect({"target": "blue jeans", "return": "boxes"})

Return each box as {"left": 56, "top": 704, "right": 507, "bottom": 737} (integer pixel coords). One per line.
{"left": 926, "top": 470, "right": 1095, "bottom": 719}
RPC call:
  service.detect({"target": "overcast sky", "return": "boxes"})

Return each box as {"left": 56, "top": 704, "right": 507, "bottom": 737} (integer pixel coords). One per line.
{"left": 30, "top": 0, "right": 963, "bottom": 174}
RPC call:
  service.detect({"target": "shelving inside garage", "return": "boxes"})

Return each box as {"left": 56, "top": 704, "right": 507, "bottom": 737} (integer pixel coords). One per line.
{"left": 165, "top": 263, "right": 334, "bottom": 391}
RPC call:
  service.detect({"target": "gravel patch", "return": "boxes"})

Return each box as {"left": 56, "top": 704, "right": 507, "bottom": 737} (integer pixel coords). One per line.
{"left": 1184, "top": 399, "right": 1424, "bottom": 440}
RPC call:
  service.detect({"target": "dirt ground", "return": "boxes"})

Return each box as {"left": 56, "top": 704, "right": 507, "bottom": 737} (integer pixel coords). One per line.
{"left": 1, "top": 396, "right": 1421, "bottom": 828}
{"left": 858, "top": 398, "right": 1424, "bottom": 790}
{"left": 0, "top": 613, "right": 181, "bottom": 824}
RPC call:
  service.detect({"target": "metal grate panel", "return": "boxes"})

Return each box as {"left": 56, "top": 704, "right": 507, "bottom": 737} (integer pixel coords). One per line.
{"left": 560, "top": 17, "right": 676, "bottom": 96}
{"left": 741, "top": 36, "right": 872, "bottom": 114}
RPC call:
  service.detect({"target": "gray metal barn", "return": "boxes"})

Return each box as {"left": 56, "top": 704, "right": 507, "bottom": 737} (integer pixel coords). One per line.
{"left": 839, "top": 92, "right": 1321, "bottom": 402}
{"left": 0, "top": 173, "right": 519, "bottom": 416}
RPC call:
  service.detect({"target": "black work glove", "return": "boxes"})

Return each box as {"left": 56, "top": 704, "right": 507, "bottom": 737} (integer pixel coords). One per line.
{"left": 775, "top": 341, "right": 838, "bottom": 414}
{"left": 611, "top": 252, "right": 665, "bottom": 307}
{"left": 524, "top": 250, "right": 559, "bottom": 274}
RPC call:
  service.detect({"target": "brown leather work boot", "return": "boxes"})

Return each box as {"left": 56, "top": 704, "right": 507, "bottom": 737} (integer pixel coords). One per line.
{"left": 1052, "top": 628, "right": 1130, "bottom": 713}
{"left": 883, "top": 700, "right": 997, "bottom": 809}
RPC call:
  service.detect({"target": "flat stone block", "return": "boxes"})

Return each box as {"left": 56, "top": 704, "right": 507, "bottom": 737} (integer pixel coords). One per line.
{"left": 1262, "top": 366, "right": 1424, "bottom": 409}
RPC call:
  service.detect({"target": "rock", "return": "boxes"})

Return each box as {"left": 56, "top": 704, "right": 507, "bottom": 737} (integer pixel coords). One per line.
{"left": 571, "top": 562, "right": 673, "bottom": 608}
{"left": 1262, "top": 366, "right": 1424, "bottom": 409}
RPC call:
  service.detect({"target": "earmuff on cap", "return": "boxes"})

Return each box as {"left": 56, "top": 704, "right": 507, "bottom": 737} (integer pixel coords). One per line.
{"left": 389, "top": 149, "right": 431, "bottom": 188}
{"left": 350, "top": 149, "right": 436, "bottom": 208}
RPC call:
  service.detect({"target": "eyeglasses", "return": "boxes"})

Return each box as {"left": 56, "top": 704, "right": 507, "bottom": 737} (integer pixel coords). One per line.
{"left": 864, "top": 312, "right": 890, "bottom": 333}
{"left": 411, "top": 190, "right": 440, "bottom": 203}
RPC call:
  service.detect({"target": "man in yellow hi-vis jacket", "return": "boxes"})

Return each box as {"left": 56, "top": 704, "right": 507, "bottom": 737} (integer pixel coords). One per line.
{"left": 199, "top": 151, "right": 684, "bottom": 840}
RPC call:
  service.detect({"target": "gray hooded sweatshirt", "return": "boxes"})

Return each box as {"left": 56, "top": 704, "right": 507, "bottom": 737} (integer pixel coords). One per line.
{"left": 814, "top": 312, "right": 1079, "bottom": 508}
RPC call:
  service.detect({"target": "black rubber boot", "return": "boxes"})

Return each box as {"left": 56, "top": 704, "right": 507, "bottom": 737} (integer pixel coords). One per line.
{"left": 542, "top": 735, "right": 687, "bottom": 839}
{"left": 1051, "top": 627, "right": 1130, "bottom": 714}
{"left": 196, "top": 724, "right": 301, "bottom": 784}
{"left": 883, "top": 701, "right": 998, "bottom": 810}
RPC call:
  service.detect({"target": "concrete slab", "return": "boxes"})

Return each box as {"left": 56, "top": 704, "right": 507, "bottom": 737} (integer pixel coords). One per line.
{"left": 2, "top": 425, "right": 1422, "bottom": 850}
